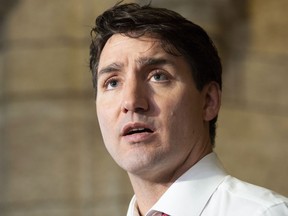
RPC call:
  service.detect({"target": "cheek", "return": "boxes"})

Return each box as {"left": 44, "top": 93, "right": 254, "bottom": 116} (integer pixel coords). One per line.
{"left": 96, "top": 96, "right": 118, "bottom": 122}
{"left": 164, "top": 94, "right": 202, "bottom": 138}
{"left": 158, "top": 99, "right": 186, "bottom": 141}
{"left": 96, "top": 103, "right": 116, "bottom": 140}
{"left": 96, "top": 110, "right": 120, "bottom": 159}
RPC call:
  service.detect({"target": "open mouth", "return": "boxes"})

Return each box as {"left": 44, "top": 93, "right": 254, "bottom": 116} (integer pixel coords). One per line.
{"left": 122, "top": 123, "right": 155, "bottom": 137}
{"left": 126, "top": 127, "right": 153, "bottom": 135}
{"left": 121, "top": 123, "right": 155, "bottom": 143}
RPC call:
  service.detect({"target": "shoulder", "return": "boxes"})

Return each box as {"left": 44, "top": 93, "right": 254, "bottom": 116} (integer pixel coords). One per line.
{"left": 220, "top": 176, "right": 287, "bottom": 204}
{"left": 206, "top": 175, "right": 288, "bottom": 216}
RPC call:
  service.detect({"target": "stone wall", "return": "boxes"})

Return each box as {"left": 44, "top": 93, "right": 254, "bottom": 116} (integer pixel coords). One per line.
{"left": 0, "top": 0, "right": 287, "bottom": 215}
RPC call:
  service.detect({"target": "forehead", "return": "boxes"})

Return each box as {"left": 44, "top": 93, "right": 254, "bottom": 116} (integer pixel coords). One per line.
{"left": 98, "top": 34, "right": 176, "bottom": 69}
{"left": 103, "top": 33, "right": 162, "bottom": 51}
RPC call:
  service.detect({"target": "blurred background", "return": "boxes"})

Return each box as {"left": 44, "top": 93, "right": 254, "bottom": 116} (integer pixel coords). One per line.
{"left": 0, "top": 0, "right": 287, "bottom": 215}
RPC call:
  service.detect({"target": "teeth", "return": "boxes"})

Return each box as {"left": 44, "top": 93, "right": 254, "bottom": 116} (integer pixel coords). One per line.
{"left": 127, "top": 128, "right": 148, "bottom": 135}
{"left": 125, "top": 127, "right": 153, "bottom": 135}
{"left": 130, "top": 128, "right": 145, "bottom": 132}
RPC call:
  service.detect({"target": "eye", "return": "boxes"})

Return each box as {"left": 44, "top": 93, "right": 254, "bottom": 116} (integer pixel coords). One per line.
{"left": 150, "top": 71, "right": 169, "bottom": 83}
{"left": 105, "top": 78, "right": 120, "bottom": 90}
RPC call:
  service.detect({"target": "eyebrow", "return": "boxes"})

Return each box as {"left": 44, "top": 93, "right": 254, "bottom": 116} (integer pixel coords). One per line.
{"left": 97, "top": 62, "right": 123, "bottom": 78}
{"left": 97, "top": 57, "right": 175, "bottom": 79}
{"left": 135, "top": 57, "right": 175, "bottom": 68}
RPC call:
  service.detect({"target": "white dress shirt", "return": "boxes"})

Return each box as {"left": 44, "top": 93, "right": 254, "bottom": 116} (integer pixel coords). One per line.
{"left": 127, "top": 153, "right": 288, "bottom": 216}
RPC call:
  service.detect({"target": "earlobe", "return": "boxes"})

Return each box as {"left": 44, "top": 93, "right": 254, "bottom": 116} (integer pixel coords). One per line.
{"left": 203, "top": 82, "right": 221, "bottom": 121}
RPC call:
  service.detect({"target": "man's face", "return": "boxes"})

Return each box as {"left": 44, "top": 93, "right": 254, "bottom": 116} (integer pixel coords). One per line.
{"left": 96, "top": 34, "right": 214, "bottom": 180}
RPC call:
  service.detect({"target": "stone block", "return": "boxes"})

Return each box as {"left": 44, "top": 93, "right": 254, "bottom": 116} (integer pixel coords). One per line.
{"left": 6, "top": 0, "right": 135, "bottom": 41}
{"left": 1, "top": 198, "right": 130, "bottom": 216}
{"left": 250, "top": 0, "right": 288, "bottom": 53}
{"left": 6, "top": 0, "right": 85, "bottom": 40}
{"left": 0, "top": 97, "right": 132, "bottom": 214}
{"left": 0, "top": 207, "right": 79, "bottom": 216}
{"left": 0, "top": 54, "right": 3, "bottom": 97}
{"left": 4, "top": 46, "right": 92, "bottom": 94}
{"left": 1, "top": 99, "right": 95, "bottom": 202}
{"left": 243, "top": 53, "right": 288, "bottom": 108}
{"left": 216, "top": 107, "right": 288, "bottom": 196}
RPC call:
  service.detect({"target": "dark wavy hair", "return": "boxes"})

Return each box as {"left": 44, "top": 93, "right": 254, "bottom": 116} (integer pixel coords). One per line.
{"left": 89, "top": 2, "right": 222, "bottom": 145}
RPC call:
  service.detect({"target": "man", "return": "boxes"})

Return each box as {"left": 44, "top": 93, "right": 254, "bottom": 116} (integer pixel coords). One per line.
{"left": 89, "top": 2, "right": 288, "bottom": 216}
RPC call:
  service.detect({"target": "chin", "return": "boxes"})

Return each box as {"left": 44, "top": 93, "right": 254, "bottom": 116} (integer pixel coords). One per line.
{"left": 117, "top": 153, "right": 159, "bottom": 175}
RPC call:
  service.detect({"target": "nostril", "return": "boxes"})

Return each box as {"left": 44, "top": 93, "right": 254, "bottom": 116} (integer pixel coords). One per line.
{"left": 134, "top": 106, "right": 147, "bottom": 113}
{"left": 122, "top": 98, "right": 149, "bottom": 113}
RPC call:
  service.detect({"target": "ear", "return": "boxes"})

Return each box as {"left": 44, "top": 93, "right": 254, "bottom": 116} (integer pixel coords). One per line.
{"left": 202, "top": 82, "right": 221, "bottom": 121}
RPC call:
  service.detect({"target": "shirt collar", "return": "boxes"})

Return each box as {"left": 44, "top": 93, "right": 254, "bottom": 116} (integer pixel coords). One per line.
{"left": 127, "top": 196, "right": 140, "bottom": 216}
{"left": 127, "top": 152, "right": 228, "bottom": 216}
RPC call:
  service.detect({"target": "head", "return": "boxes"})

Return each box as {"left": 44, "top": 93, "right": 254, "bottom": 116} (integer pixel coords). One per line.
{"left": 90, "top": 2, "right": 222, "bottom": 146}
{"left": 90, "top": 3, "right": 222, "bottom": 180}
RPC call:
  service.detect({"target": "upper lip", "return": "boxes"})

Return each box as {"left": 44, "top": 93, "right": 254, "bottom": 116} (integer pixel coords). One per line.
{"left": 121, "top": 122, "right": 154, "bottom": 136}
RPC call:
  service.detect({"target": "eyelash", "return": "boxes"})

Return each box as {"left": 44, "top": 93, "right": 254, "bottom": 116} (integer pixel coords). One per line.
{"left": 104, "top": 77, "right": 120, "bottom": 90}
{"left": 101, "top": 70, "right": 170, "bottom": 90}
{"left": 149, "top": 70, "right": 170, "bottom": 82}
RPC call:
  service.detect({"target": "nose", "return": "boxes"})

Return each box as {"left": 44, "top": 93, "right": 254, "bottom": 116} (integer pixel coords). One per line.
{"left": 121, "top": 79, "right": 149, "bottom": 113}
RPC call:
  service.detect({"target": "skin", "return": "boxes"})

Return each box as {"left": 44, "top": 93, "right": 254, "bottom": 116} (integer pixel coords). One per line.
{"left": 96, "top": 34, "right": 221, "bottom": 214}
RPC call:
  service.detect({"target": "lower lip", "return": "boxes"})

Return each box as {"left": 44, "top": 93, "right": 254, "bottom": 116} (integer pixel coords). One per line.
{"left": 122, "top": 132, "right": 155, "bottom": 144}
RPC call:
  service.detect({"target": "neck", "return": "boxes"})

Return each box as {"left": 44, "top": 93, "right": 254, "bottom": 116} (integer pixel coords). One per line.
{"left": 128, "top": 143, "right": 213, "bottom": 215}
{"left": 128, "top": 174, "right": 171, "bottom": 215}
